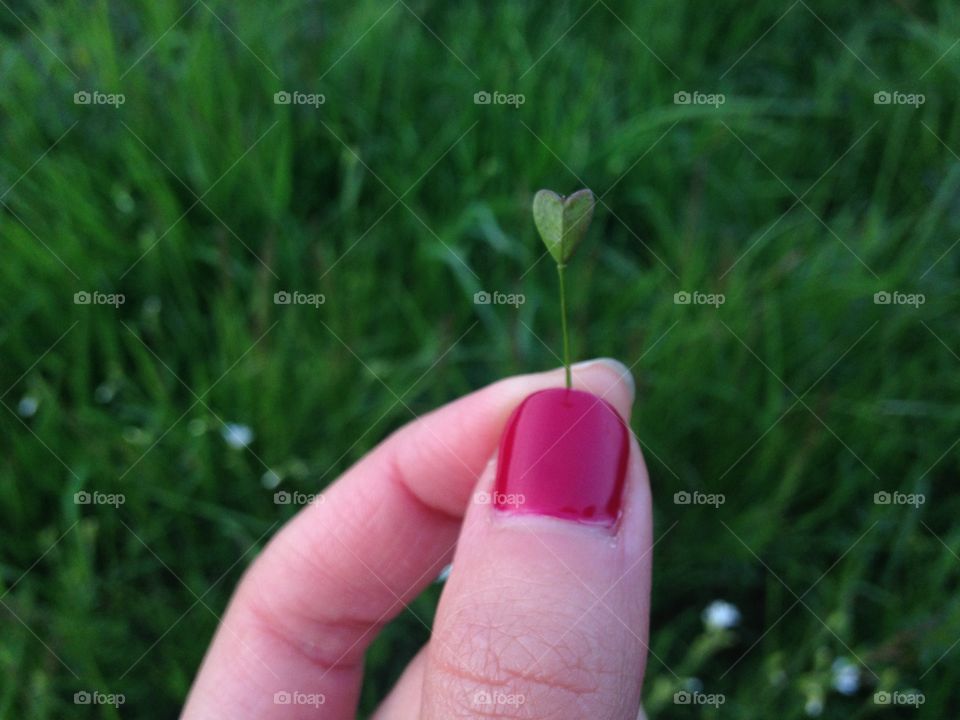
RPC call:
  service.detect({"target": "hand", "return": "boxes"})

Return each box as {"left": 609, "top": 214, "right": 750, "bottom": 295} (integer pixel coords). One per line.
{"left": 182, "top": 359, "right": 652, "bottom": 719}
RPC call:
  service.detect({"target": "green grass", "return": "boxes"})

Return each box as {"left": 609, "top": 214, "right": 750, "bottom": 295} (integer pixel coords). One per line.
{"left": 2, "top": 0, "right": 959, "bottom": 717}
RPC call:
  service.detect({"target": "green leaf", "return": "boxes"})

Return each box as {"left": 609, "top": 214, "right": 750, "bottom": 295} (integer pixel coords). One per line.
{"left": 532, "top": 188, "right": 595, "bottom": 264}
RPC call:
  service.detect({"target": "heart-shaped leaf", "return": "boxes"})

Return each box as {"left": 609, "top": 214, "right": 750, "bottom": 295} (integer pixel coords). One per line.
{"left": 532, "top": 188, "right": 595, "bottom": 264}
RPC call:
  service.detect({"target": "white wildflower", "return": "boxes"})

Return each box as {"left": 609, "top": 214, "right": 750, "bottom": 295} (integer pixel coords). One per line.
{"left": 831, "top": 657, "right": 859, "bottom": 695}
{"left": 702, "top": 600, "right": 741, "bottom": 631}
{"left": 221, "top": 423, "right": 254, "bottom": 449}
{"left": 261, "top": 469, "right": 282, "bottom": 489}
{"left": 804, "top": 696, "right": 823, "bottom": 716}
{"left": 435, "top": 564, "right": 453, "bottom": 583}
{"left": 17, "top": 395, "right": 38, "bottom": 418}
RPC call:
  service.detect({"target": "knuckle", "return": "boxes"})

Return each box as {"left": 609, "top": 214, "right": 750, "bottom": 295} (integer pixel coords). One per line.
{"left": 239, "top": 568, "right": 384, "bottom": 672}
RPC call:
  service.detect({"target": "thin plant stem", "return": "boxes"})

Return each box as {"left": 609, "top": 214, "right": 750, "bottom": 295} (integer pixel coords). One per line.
{"left": 557, "top": 262, "right": 571, "bottom": 389}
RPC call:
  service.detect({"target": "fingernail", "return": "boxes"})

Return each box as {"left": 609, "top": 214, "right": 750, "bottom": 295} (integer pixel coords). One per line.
{"left": 571, "top": 357, "right": 635, "bottom": 398}
{"left": 494, "top": 388, "right": 629, "bottom": 527}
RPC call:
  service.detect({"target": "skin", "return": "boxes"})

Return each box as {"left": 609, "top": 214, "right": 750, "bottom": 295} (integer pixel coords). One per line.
{"left": 181, "top": 358, "right": 652, "bottom": 719}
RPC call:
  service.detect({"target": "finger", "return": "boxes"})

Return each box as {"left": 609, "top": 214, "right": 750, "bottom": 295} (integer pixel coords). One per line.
{"left": 370, "top": 646, "right": 427, "bottom": 720}
{"left": 420, "top": 382, "right": 652, "bottom": 719}
{"left": 182, "top": 359, "right": 635, "bottom": 719}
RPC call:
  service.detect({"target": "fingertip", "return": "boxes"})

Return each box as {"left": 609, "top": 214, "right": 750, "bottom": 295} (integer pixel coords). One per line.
{"left": 510, "top": 357, "right": 635, "bottom": 423}
{"left": 572, "top": 357, "right": 635, "bottom": 395}
{"left": 571, "top": 357, "right": 636, "bottom": 424}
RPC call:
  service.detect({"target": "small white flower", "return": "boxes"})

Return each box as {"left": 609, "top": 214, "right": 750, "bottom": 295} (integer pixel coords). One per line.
{"left": 95, "top": 383, "right": 116, "bottom": 404}
{"left": 830, "top": 658, "right": 859, "bottom": 696}
{"left": 143, "top": 296, "right": 162, "bottom": 315}
{"left": 17, "top": 395, "right": 39, "bottom": 418}
{"left": 682, "top": 677, "right": 703, "bottom": 693}
{"left": 702, "top": 599, "right": 741, "bottom": 631}
{"left": 435, "top": 564, "right": 453, "bottom": 583}
{"left": 260, "top": 469, "right": 282, "bottom": 489}
{"left": 221, "top": 423, "right": 254, "bottom": 449}
{"left": 804, "top": 696, "right": 823, "bottom": 717}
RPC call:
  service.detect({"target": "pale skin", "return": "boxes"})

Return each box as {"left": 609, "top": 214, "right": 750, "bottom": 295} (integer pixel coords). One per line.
{"left": 182, "top": 359, "right": 652, "bottom": 719}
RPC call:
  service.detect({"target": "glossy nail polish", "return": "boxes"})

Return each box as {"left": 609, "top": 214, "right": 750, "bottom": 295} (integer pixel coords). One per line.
{"left": 494, "top": 388, "right": 629, "bottom": 526}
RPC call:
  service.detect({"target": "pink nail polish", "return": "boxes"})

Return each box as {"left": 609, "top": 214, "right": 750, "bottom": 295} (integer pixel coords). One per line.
{"left": 494, "top": 388, "right": 629, "bottom": 526}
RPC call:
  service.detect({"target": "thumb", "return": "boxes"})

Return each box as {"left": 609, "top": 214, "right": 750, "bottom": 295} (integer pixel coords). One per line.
{"left": 420, "top": 365, "right": 652, "bottom": 719}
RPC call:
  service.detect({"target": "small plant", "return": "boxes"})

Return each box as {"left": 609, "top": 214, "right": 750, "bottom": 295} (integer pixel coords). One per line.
{"left": 532, "top": 188, "right": 596, "bottom": 389}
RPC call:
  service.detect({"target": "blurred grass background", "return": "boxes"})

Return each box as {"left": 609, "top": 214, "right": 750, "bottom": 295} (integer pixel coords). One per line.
{"left": 1, "top": 0, "right": 959, "bottom": 717}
